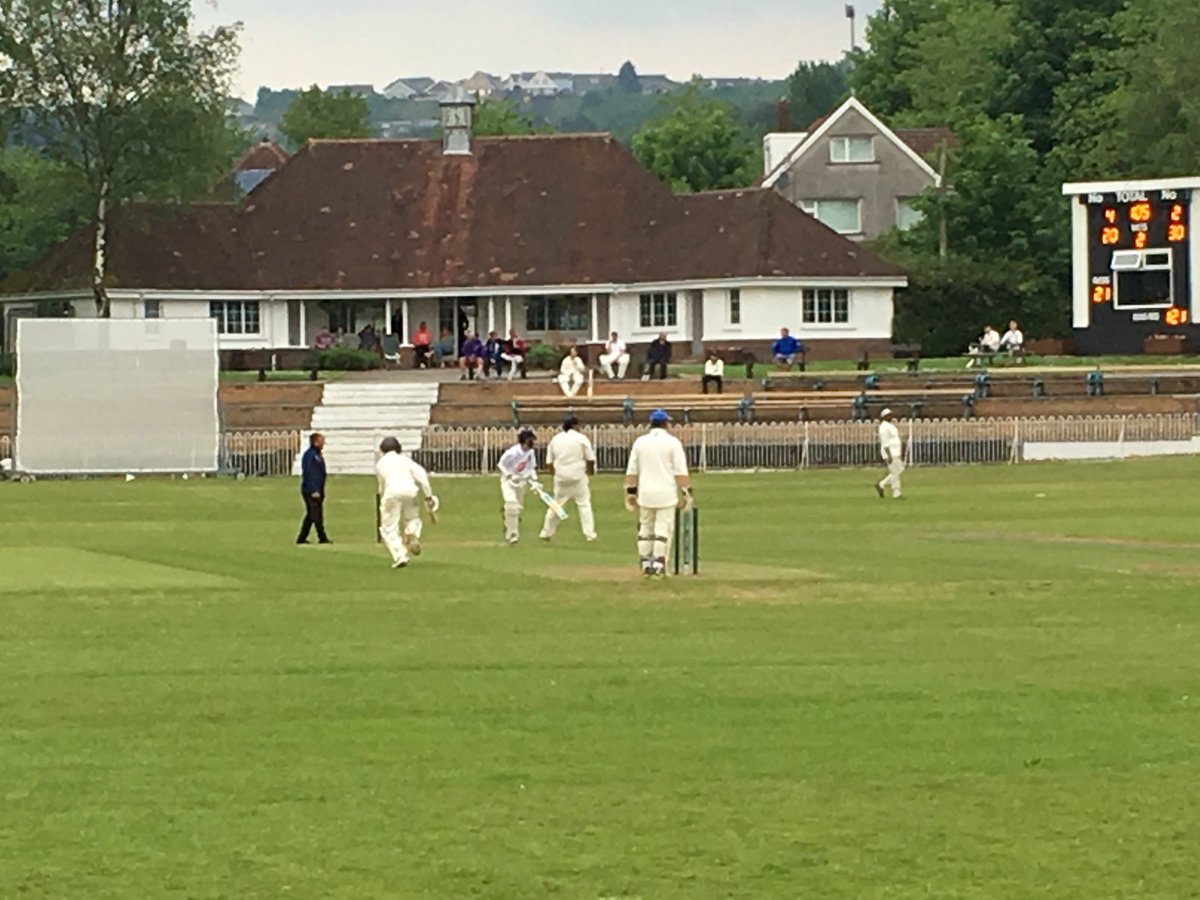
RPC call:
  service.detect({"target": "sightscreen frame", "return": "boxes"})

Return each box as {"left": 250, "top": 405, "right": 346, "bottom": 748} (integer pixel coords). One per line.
{"left": 15, "top": 318, "right": 221, "bottom": 475}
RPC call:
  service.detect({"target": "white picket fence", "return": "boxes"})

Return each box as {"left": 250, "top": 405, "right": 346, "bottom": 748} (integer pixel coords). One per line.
{"left": 2, "top": 415, "right": 1196, "bottom": 478}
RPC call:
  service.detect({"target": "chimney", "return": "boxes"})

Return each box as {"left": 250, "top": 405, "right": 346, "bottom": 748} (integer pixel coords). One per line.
{"left": 777, "top": 98, "right": 790, "bottom": 132}
{"left": 440, "top": 86, "right": 477, "bottom": 156}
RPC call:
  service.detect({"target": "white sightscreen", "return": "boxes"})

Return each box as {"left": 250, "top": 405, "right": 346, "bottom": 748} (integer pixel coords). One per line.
{"left": 16, "top": 319, "right": 220, "bottom": 474}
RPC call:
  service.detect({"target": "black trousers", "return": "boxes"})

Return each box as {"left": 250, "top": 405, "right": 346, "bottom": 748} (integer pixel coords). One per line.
{"left": 701, "top": 375, "right": 723, "bottom": 394}
{"left": 644, "top": 361, "right": 668, "bottom": 380}
{"left": 298, "top": 492, "right": 329, "bottom": 543}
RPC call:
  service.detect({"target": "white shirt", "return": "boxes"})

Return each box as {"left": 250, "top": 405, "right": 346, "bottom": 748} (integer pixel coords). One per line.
{"left": 498, "top": 444, "right": 537, "bottom": 481}
{"left": 376, "top": 452, "right": 431, "bottom": 499}
{"left": 605, "top": 339, "right": 627, "bottom": 357}
{"left": 1001, "top": 329, "right": 1024, "bottom": 348}
{"left": 560, "top": 355, "right": 587, "bottom": 378}
{"left": 879, "top": 421, "right": 902, "bottom": 461}
{"left": 980, "top": 330, "right": 1001, "bottom": 351}
{"left": 704, "top": 358, "right": 725, "bottom": 377}
{"left": 626, "top": 428, "right": 689, "bottom": 508}
{"left": 547, "top": 429, "right": 596, "bottom": 482}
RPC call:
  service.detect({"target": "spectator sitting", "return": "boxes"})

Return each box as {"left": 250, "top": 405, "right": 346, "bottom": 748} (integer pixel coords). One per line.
{"left": 501, "top": 329, "right": 527, "bottom": 381}
{"left": 772, "top": 328, "right": 804, "bottom": 370}
{"left": 1000, "top": 320, "right": 1025, "bottom": 353}
{"left": 433, "top": 328, "right": 456, "bottom": 366}
{"left": 641, "top": 333, "right": 671, "bottom": 381}
{"left": 358, "top": 324, "right": 379, "bottom": 352}
{"left": 702, "top": 349, "right": 725, "bottom": 395}
{"left": 459, "top": 332, "right": 485, "bottom": 380}
{"left": 411, "top": 321, "right": 433, "bottom": 369}
{"left": 559, "top": 346, "right": 588, "bottom": 397}
{"left": 482, "top": 331, "right": 505, "bottom": 378}
{"left": 967, "top": 325, "right": 1002, "bottom": 368}
{"left": 313, "top": 327, "right": 335, "bottom": 351}
{"left": 599, "top": 331, "right": 630, "bottom": 379}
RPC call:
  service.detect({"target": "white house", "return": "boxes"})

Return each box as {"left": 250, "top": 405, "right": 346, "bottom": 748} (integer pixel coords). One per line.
{"left": 1, "top": 98, "right": 906, "bottom": 361}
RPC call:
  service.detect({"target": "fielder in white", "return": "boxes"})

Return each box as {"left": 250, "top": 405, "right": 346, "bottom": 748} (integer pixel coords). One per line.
{"left": 498, "top": 428, "right": 539, "bottom": 545}
{"left": 375, "top": 437, "right": 439, "bottom": 569}
{"left": 876, "top": 408, "right": 905, "bottom": 499}
{"left": 539, "top": 415, "right": 597, "bottom": 542}
{"left": 625, "top": 409, "right": 692, "bottom": 577}
{"left": 599, "top": 331, "right": 631, "bottom": 380}
{"left": 558, "top": 347, "right": 587, "bottom": 398}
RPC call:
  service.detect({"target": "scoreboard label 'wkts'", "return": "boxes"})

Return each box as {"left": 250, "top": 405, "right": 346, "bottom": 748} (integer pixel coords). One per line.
{"left": 1085, "top": 189, "right": 1190, "bottom": 324}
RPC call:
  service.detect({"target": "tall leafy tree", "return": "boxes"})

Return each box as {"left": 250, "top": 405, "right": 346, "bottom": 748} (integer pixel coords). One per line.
{"left": 0, "top": 0, "right": 241, "bottom": 314}
{"left": 472, "top": 98, "right": 551, "bottom": 136}
{"left": 617, "top": 61, "right": 643, "bottom": 95}
{"left": 279, "top": 86, "right": 372, "bottom": 147}
{"left": 633, "top": 84, "right": 758, "bottom": 193}
{"left": 785, "top": 60, "right": 851, "bottom": 129}
{"left": 0, "top": 148, "right": 89, "bottom": 281}
{"left": 848, "top": 0, "right": 938, "bottom": 117}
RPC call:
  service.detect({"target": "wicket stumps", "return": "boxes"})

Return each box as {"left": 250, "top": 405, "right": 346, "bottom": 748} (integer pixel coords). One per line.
{"left": 673, "top": 506, "right": 699, "bottom": 576}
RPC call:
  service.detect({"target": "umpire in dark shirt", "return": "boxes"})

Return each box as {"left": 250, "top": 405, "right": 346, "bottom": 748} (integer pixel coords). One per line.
{"left": 297, "top": 433, "right": 332, "bottom": 544}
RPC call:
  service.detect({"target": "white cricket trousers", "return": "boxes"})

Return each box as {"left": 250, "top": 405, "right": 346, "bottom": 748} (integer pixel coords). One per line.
{"left": 379, "top": 491, "right": 423, "bottom": 564}
{"left": 540, "top": 477, "right": 596, "bottom": 540}
{"left": 879, "top": 458, "right": 905, "bottom": 497}
{"left": 599, "top": 352, "right": 630, "bottom": 379}
{"left": 559, "top": 372, "right": 585, "bottom": 397}
{"left": 500, "top": 478, "right": 527, "bottom": 540}
{"left": 638, "top": 505, "right": 676, "bottom": 564}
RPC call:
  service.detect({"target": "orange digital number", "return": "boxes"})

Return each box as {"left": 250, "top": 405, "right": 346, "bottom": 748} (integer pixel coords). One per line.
{"left": 1129, "top": 202, "right": 1153, "bottom": 223}
{"left": 1092, "top": 285, "right": 1113, "bottom": 304}
{"left": 1165, "top": 308, "right": 1190, "bottom": 327}
{"left": 1168, "top": 224, "right": 1187, "bottom": 242}
{"left": 1100, "top": 227, "right": 1121, "bottom": 246}
{"left": 1135, "top": 231, "right": 1149, "bottom": 249}
{"left": 1104, "top": 208, "right": 1118, "bottom": 224}
{"left": 1171, "top": 204, "right": 1185, "bottom": 223}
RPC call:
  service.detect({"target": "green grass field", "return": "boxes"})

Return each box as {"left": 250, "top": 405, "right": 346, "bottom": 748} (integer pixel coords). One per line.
{"left": 3, "top": 460, "right": 1199, "bottom": 898}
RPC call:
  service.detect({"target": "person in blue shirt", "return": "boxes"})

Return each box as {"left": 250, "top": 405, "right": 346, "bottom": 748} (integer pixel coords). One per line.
{"left": 771, "top": 328, "right": 804, "bottom": 370}
{"left": 297, "top": 432, "right": 332, "bottom": 545}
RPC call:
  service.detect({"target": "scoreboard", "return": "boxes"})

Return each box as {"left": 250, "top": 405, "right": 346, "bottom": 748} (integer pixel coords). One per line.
{"left": 1065, "top": 179, "right": 1200, "bottom": 354}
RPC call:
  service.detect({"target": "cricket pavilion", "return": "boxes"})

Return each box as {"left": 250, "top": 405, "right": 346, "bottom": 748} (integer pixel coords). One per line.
{"left": 0, "top": 95, "right": 906, "bottom": 363}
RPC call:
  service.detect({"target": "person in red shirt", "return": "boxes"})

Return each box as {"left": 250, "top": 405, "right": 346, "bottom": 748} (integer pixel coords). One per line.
{"left": 411, "top": 321, "right": 433, "bottom": 369}
{"left": 313, "top": 327, "right": 335, "bottom": 350}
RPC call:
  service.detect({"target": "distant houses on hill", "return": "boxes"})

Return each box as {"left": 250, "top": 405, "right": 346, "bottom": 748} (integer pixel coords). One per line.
{"left": 355, "top": 69, "right": 688, "bottom": 102}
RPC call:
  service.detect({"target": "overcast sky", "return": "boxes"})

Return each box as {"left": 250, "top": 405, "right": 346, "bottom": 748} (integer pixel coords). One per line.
{"left": 193, "top": 0, "right": 880, "bottom": 98}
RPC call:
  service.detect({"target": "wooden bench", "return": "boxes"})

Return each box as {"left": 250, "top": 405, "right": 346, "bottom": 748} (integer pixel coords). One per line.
{"left": 710, "top": 346, "right": 757, "bottom": 379}
{"left": 510, "top": 393, "right": 749, "bottom": 425}
{"left": 745, "top": 388, "right": 971, "bottom": 422}
{"left": 963, "top": 348, "right": 1028, "bottom": 369}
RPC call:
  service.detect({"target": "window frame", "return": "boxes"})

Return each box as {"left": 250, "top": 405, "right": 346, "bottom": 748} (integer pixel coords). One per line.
{"left": 799, "top": 199, "right": 863, "bottom": 236}
{"left": 829, "top": 135, "right": 876, "bottom": 164}
{"left": 638, "top": 292, "right": 678, "bottom": 329}
{"left": 801, "top": 288, "right": 852, "bottom": 326}
{"left": 143, "top": 298, "right": 162, "bottom": 320}
{"left": 525, "top": 295, "right": 591, "bottom": 333}
{"left": 210, "top": 300, "right": 262, "bottom": 335}
{"left": 727, "top": 288, "right": 741, "bottom": 326}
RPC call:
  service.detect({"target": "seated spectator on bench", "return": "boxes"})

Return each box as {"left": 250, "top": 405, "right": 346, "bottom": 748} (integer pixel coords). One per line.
{"left": 459, "top": 332, "right": 485, "bottom": 380}
{"left": 558, "top": 346, "right": 587, "bottom": 397}
{"left": 772, "top": 328, "right": 804, "bottom": 369}
{"left": 433, "top": 328, "right": 455, "bottom": 366}
{"left": 966, "top": 325, "right": 1001, "bottom": 368}
{"left": 358, "top": 323, "right": 379, "bottom": 352}
{"left": 1001, "top": 320, "right": 1025, "bottom": 354}
{"left": 501, "top": 329, "right": 527, "bottom": 381}
{"left": 411, "top": 321, "right": 433, "bottom": 369}
{"left": 600, "top": 331, "right": 631, "bottom": 380}
{"left": 313, "top": 327, "right": 335, "bottom": 351}
{"left": 702, "top": 349, "right": 725, "bottom": 395}
{"left": 482, "top": 331, "right": 505, "bottom": 378}
{"left": 642, "top": 333, "right": 671, "bottom": 381}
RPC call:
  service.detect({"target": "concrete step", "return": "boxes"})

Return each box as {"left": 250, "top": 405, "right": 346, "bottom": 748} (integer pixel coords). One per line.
{"left": 311, "top": 409, "right": 433, "bottom": 428}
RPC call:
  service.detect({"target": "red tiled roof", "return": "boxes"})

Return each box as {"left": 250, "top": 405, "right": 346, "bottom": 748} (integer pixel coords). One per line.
{"left": 3, "top": 136, "right": 901, "bottom": 294}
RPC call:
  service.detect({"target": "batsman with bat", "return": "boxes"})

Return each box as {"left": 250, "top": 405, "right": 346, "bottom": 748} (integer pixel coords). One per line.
{"left": 539, "top": 415, "right": 597, "bottom": 543}
{"left": 625, "top": 409, "right": 692, "bottom": 577}
{"left": 497, "top": 428, "right": 541, "bottom": 545}
{"left": 375, "top": 437, "right": 439, "bottom": 569}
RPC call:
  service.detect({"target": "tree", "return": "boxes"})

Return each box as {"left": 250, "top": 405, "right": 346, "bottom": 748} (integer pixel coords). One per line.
{"left": 472, "top": 98, "right": 551, "bottom": 136}
{"left": 279, "top": 86, "right": 372, "bottom": 147}
{"left": 785, "top": 60, "right": 851, "bottom": 129}
{"left": 632, "top": 84, "right": 758, "bottom": 193}
{"left": 0, "top": 0, "right": 241, "bottom": 315}
{"left": 618, "top": 61, "right": 643, "bottom": 95}
{"left": 849, "top": 0, "right": 938, "bottom": 117}
{"left": 0, "top": 147, "right": 89, "bottom": 281}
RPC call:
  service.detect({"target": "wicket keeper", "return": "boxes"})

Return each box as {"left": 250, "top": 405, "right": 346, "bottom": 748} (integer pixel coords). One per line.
{"left": 376, "top": 437, "right": 438, "bottom": 569}
{"left": 624, "top": 409, "right": 691, "bottom": 576}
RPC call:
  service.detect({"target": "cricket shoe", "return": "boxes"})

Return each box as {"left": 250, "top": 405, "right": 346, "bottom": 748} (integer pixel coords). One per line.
{"left": 392, "top": 559, "right": 409, "bottom": 569}
{"left": 875, "top": 483, "right": 885, "bottom": 499}
{"left": 538, "top": 532, "right": 551, "bottom": 542}
{"left": 507, "top": 535, "right": 519, "bottom": 546}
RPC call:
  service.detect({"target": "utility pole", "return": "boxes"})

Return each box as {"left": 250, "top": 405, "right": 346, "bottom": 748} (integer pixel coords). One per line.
{"left": 846, "top": 4, "right": 857, "bottom": 53}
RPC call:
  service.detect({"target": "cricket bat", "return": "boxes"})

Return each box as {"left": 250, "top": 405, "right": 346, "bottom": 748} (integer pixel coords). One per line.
{"left": 532, "top": 483, "right": 568, "bottom": 521}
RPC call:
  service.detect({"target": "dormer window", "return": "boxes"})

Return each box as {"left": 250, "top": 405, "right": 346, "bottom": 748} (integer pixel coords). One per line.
{"left": 830, "top": 136, "right": 875, "bottom": 164}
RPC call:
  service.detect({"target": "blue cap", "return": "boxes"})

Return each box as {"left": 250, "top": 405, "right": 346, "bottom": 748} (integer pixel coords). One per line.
{"left": 649, "top": 408, "right": 671, "bottom": 425}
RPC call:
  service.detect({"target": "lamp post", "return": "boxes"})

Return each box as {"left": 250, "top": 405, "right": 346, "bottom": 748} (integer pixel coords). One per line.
{"left": 846, "top": 4, "right": 857, "bottom": 52}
